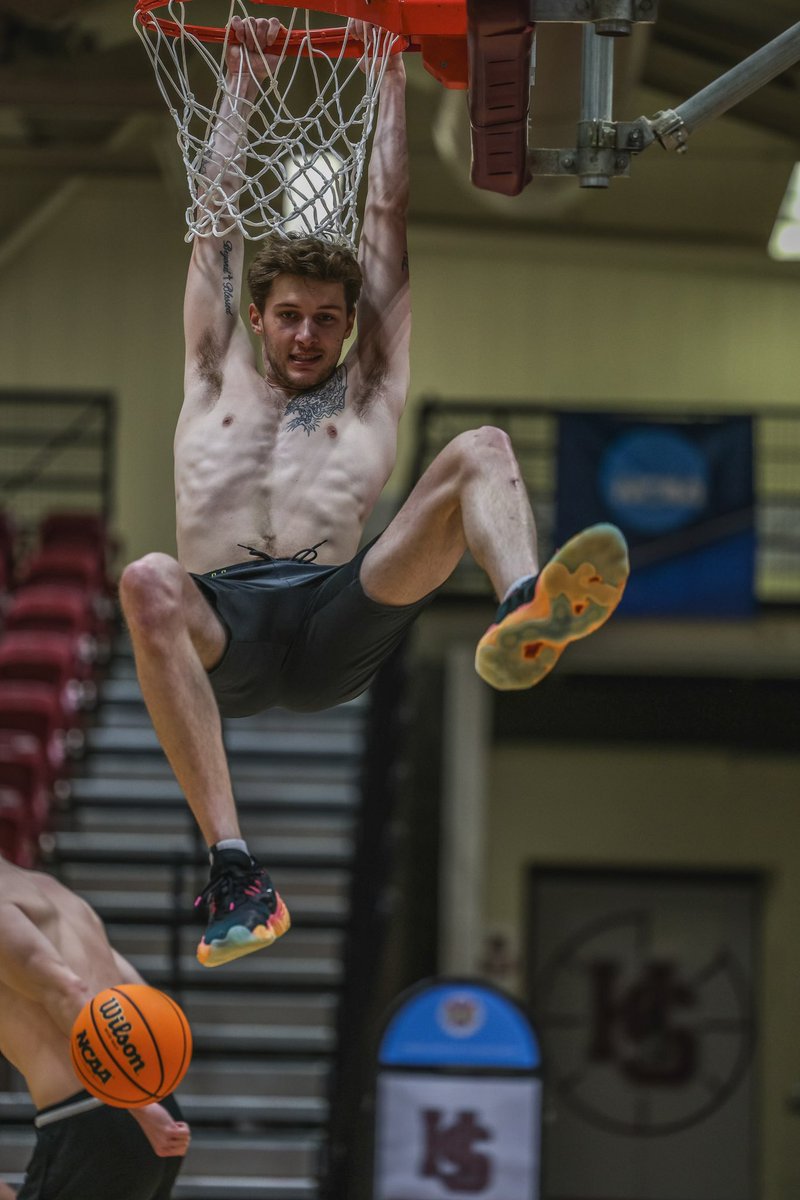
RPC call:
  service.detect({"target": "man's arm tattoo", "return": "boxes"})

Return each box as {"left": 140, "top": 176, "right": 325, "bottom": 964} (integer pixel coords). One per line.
{"left": 220, "top": 240, "right": 235, "bottom": 316}
{"left": 285, "top": 366, "right": 347, "bottom": 435}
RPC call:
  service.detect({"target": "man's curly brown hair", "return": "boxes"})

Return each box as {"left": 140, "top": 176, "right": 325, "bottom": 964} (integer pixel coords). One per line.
{"left": 247, "top": 233, "right": 363, "bottom": 315}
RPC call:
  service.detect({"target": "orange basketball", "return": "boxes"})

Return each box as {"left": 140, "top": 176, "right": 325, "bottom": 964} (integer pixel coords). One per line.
{"left": 70, "top": 984, "right": 192, "bottom": 1108}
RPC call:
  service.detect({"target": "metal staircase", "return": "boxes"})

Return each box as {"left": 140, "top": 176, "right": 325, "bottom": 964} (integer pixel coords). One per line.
{"left": 0, "top": 636, "right": 369, "bottom": 1200}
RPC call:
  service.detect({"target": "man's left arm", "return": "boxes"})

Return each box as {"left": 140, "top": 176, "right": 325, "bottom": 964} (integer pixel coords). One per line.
{"left": 348, "top": 46, "right": 411, "bottom": 418}
{"left": 110, "top": 949, "right": 192, "bottom": 1158}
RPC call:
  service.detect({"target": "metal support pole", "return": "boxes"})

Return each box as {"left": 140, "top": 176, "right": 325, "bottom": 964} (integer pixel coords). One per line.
{"left": 678, "top": 20, "right": 800, "bottom": 134}
{"left": 649, "top": 20, "right": 800, "bottom": 152}
{"left": 580, "top": 24, "right": 614, "bottom": 123}
{"left": 578, "top": 26, "right": 617, "bottom": 187}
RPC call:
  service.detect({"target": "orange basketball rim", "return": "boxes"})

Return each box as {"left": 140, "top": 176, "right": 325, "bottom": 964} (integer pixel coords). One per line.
{"left": 134, "top": 0, "right": 470, "bottom": 87}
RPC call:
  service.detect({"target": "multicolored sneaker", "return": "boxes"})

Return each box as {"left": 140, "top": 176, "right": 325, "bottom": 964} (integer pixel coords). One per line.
{"left": 475, "top": 523, "right": 629, "bottom": 691}
{"left": 195, "top": 855, "right": 291, "bottom": 968}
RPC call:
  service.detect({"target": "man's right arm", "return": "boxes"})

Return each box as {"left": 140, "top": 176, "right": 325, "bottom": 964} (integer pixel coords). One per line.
{"left": 0, "top": 904, "right": 192, "bottom": 1156}
{"left": 183, "top": 17, "right": 283, "bottom": 399}
{"left": 0, "top": 902, "right": 91, "bottom": 1037}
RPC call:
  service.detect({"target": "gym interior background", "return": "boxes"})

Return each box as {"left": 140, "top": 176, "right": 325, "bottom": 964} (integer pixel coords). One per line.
{"left": 0, "top": 3, "right": 799, "bottom": 1198}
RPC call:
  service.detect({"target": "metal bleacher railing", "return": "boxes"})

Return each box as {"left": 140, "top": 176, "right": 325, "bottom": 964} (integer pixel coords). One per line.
{"left": 410, "top": 397, "right": 800, "bottom": 607}
{"left": 0, "top": 390, "right": 116, "bottom": 535}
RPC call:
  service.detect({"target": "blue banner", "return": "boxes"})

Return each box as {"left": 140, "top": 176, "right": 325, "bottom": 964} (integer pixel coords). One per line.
{"left": 556, "top": 414, "right": 756, "bottom": 615}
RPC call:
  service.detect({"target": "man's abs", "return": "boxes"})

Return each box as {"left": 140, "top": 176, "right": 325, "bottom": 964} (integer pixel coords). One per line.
{"left": 175, "top": 402, "right": 395, "bottom": 574}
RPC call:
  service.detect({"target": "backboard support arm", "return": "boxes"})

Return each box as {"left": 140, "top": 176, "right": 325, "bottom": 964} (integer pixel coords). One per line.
{"left": 467, "top": 0, "right": 800, "bottom": 192}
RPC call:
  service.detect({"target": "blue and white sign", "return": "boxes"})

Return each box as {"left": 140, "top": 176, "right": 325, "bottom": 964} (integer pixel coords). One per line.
{"left": 556, "top": 413, "right": 756, "bottom": 615}
{"left": 376, "top": 1073, "right": 541, "bottom": 1200}
{"left": 379, "top": 981, "right": 541, "bottom": 1070}
{"left": 375, "top": 980, "right": 542, "bottom": 1200}
{"left": 599, "top": 428, "right": 709, "bottom": 535}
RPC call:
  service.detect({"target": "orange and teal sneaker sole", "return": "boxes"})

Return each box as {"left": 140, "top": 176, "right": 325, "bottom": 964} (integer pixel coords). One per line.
{"left": 196, "top": 893, "right": 292, "bottom": 968}
{"left": 475, "top": 523, "right": 629, "bottom": 691}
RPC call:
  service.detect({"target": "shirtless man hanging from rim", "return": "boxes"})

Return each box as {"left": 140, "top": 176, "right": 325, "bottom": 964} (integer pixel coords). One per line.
{"left": 119, "top": 16, "right": 630, "bottom": 968}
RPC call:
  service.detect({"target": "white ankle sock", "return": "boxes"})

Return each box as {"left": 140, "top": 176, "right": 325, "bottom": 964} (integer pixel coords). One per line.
{"left": 210, "top": 838, "right": 250, "bottom": 863}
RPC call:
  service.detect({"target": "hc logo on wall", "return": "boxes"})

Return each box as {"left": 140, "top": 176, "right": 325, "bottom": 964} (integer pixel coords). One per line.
{"left": 531, "top": 870, "right": 758, "bottom": 1200}
{"left": 374, "top": 980, "right": 542, "bottom": 1200}
{"left": 555, "top": 414, "right": 756, "bottom": 615}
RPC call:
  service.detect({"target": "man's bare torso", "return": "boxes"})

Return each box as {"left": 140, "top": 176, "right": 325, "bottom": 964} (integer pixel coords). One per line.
{"left": 0, "top": 867, "right": 122, "bottom": 1108}
{"left": 175, "top": 352, "right": 399, "bottom": 575}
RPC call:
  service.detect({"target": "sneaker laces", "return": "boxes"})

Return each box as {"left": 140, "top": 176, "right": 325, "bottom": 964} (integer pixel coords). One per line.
{"left": 194, "top": 865, "right": 272, "bottom": 918}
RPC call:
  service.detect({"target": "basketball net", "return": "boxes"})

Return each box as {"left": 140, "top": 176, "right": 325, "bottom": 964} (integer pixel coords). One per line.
{"left": 134, "top": 2, "right": 399, "bottom": 247}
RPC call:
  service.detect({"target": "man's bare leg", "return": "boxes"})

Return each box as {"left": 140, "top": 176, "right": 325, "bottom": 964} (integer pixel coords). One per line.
{"left": 361, "top": 426, "right": 538, "bottom": 605}
{"left": 119, "top": 553, "right": 236, "bottom": 848}
{"left": 119, "top": 553, "right": 290, "bottom": 967}
{"left": 360, "top": 426, "right": 629, "bottom": 688}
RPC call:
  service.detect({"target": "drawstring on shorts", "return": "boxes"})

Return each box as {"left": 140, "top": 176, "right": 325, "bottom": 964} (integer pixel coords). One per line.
{"left": 238, "top": 540, "right": 328, "bottom": 564}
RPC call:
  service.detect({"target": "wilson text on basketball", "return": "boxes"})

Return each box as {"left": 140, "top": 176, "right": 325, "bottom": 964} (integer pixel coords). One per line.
{"left": 98, "top": 997, "right": 147, "bottom": 1074}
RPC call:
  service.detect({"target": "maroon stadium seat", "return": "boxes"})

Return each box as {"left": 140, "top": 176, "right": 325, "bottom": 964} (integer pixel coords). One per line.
{"left": 38, "top": 511, "right": 111, "bottom": 561}
{"left": 0, "top": 787, "right": 35, "bottom": 866}
{"left": 0, "top": 681, "right": 73, "bottom": 787}
{"left": 18, "top": 546, "right": 108, "bottom": 594}
{"left": 0, "top": 729, "right": 51, "bottom": 839}
{"left": 0, "top": 631, "right": 93, "bottom": 710}
{"left": 4, "top": 584, "right": 104, "bottom": 643}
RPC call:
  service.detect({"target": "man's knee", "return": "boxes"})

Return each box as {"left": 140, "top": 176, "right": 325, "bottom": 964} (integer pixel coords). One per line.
{"left": 451, "top": 425, "right": 516, "bottom": 475}
{"left": 119, "top": 553, "right": 186, "bottom": 631}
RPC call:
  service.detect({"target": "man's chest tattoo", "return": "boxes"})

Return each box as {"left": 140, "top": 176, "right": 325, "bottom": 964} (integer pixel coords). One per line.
{"left": 285, "top": 365, "right": 347, "bottom": 435}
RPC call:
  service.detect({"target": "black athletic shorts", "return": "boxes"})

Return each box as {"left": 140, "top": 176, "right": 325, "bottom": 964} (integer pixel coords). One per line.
{"left": 190, "top": 538, "right": 436, "bottom": 717}
{"left": 17, "top": 1091, "right": 184, "bottom": 1200}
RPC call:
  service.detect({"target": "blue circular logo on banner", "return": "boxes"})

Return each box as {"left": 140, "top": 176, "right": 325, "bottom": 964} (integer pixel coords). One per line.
{"left": 436, "top": 992, "right": 486, "bottom": 1039}
{"left": 600, "top": 428, "right": 708, "bottom": 534}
